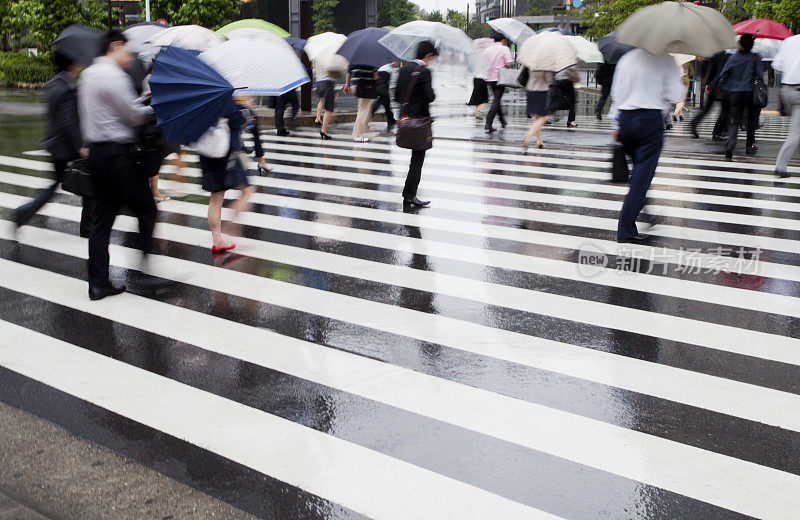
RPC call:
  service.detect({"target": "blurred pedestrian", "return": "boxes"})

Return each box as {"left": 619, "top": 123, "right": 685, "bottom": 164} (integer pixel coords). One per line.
{"left": 78, "top": 30, "right": 156, "bottom": 300}
{"left": 772, "top": 34, "right": 800, "bottom": 178}
{"left": 672, "top": 60, "right": 693, "bottom": 121}
{"left": 275, "top": 88, "right": 299, "bottom": 137}
{"left": 137, "top": 66, "right": 176, "bottom": 203}
{"left": 609, "top": 48, "right": 684, "bottom": 244}
{"left": 344, "top": 64, "right": 378, "bottom": 142}
{"left": 395, "top": 41, "right": 437, "bottom": 207}
{"left": 718, "top": 34, "right": 764, "bottom": 161}
{"left": 551, "top": 65, "right": 579, "bottom": 128}
{"left": 483, "top": 31, "right": 513, "bottom": 133}
{"left": 467, "top": 72, "right": 489, "bottom": 122}
{"left": 200, "top": 98, "right": 258, "bottom": 253}
{"left": 690, "top": 51, "right": 729, "bottom": 140}
{"left": 314, "top": 66, "right": 340, "bottom": 139}
{"left": 594, "top": 62, "right": 615, "bottom": 120}
{"left": 372, "top": 62, "right": 397, "bottom": 131}
{"left": 12, "top": 50, "right": 93, "bottom": 238}
{"left": 522, "top": 68, "right": 553, "bottom": 150}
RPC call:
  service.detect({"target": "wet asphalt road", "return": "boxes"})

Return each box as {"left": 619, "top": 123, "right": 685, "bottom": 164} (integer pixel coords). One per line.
{"left": 0, "top": 91, "right": 799, "bottom": 520}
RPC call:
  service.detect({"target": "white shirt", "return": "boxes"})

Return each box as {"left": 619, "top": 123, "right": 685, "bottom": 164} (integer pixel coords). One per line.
{"left": 78, "top": 57, "right": 153, "bottom": 143}
{"left": 773, "top": 35, "right": 800, "bottom": 85}
{"left": 378, "top": 63, "right": 395, "bottom": 73}
{"left": 608, "top": 49, "right": 685, "bottom": 129}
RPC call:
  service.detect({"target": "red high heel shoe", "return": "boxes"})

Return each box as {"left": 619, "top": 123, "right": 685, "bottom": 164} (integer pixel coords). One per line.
{"left": 211, "top": 244, "right": 236, "bottom": 253}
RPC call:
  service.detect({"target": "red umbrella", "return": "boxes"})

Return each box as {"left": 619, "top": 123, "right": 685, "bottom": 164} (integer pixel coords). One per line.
{"left": 732, "top": 19, "right": 793, "bottom": 40}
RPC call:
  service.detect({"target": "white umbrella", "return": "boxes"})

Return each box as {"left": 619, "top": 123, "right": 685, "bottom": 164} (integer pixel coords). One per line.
{"left": 671, "top": 53, "right": 695, "bottom": 66}
{"left": 146, "top": 25, "right": 225, "bottom": 52}
{"left": 123, "top": 23, "right": 168, "bottom": 63}
{"left": 199, "top": 37, "right": 309, "bottom": 96}
{"left": 517, "top": 31, "right": 577, "bottom": 72}
{"left": 565, "top": 35, "right": 604, "bottom": 63}
{"left": 378, "top": 21, "right": 480, "bottom": 72}
{"left": 305, "top": 32, "right": 348, "bottom": 72}
{"left": 487, "top": 18, "right": 535, "bottom": 44}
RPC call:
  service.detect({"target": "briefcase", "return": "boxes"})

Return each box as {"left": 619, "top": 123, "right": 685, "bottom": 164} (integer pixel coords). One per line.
{"left": 497, "top": 67, "right": 522, "bottom": 88}
{"left": 396, "top": 116, "right": 433, "bottom": 151}
{"left": 62, "top": 159, "right": 95, "bottom": 197}
{"left": 611, "top": 144, "right": 629, "bottom": 183}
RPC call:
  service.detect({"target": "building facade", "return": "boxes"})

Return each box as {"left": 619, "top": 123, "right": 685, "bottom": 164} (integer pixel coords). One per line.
{"left": 473, "top": 0, "right": 527, "bottom": 23}
{"left": 243, "top": 0, "right": 377, "bottom": 36}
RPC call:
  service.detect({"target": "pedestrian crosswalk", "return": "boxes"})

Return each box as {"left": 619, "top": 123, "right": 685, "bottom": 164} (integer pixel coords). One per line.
{"left": 1, "top": 130, "right": 799, "bottom": 519}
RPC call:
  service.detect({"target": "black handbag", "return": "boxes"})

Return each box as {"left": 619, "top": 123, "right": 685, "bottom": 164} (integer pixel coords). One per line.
{"left": 752, "top": 54, "right": 768, "bottom": 108}
{"left": 517, "top": 67, "right": 529, "bottom": 88}
{"left": 62, "top": 159, "right": 95, "bottom": 197}
{"left": 611, "top": 144, "right": 629, "bottom": 183}
{"left": 356, "top": 80, "right": 378, "bottom": 99}
{"left": 396, "top": 65, "right": 433, "bottom": 151}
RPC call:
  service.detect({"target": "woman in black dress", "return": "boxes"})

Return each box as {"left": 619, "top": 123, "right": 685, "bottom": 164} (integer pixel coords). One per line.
{"left": 467, "top": 75, "right": 489, "bottom": 121}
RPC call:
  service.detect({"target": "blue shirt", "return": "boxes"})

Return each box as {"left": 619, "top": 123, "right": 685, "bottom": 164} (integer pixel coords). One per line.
{"left": 719, "top": 51, "right": 764, "bottom": 92}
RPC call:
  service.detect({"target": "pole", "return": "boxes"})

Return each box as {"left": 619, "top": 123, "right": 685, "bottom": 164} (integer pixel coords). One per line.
{"left": 145, "top": 0, "right": 151, "bottom": 22}
{"left": 300, "top": 0, "right": 313, "bottom": 112}
{"left": 107, "top": 0, "right": 113, "bottom": 30}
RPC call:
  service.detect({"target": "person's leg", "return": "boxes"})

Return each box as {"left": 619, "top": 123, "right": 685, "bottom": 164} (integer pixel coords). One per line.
{"left": 12, "top": 159, "right": 66, "bottom": 227}
{"left": 275, "top": 95, "right": 287, "bottom": 134}
{"left": 79, "top": 196, "right": 94, "bottom": 239}
{"left": 496, "top": 85, "right": 507, "bottom": 127}
{"left": 690, "top": 92, "right": 714, "bottom": 135}
{"left": 617, "top": 111, "right": 663, "bottom": 240}
{"left": 726, "top": 95, "right": 746, "bottom": 157}
{"left": 123, "top": 170, "right": 158, "bottom": 259}
{"left": 776, "top": 88, "right": 800, "bottom": 175}
{"left": 87, "top": 147, "right": 122, "bottom": 288}
{"left": 353, "top": 98, "right": 371, "bottom": 139}
{"left": 402, "top": 149, "right": 426, "bottom": 200}
{"left": 207, "top": 191, "right": 228, "bottom": 248}
{"left": 230, "top": 184, "right": 255, "bottom": 218}
{"left": 567, "top": 97, "right": 576, "bottom": 127}
{"left": 315, "top": 99, "right": 324, "bottom": 124}
{"left": 485, "top": 82, "right": 501, "bottom": 130}
{"left": 595, "top": 85, "right": 610, "bottom": 119}
{"left": 745, "top": 100, "right": 759, "bottom": 150}
{"left": 714, "top": 99, "right": 730, "bottom": 138}
{"left": 289, "top": 90, "right": 299, "bottom": 119}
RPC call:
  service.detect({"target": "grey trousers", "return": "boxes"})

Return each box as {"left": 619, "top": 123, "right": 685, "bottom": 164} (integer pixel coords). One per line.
{"left": 776, "top": 86, "right": 800, "bottom": 173}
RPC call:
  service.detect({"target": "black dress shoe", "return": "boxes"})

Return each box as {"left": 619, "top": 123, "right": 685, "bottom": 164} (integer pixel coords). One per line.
{"left": 89, "top": 283, "right": 125, "bottom": 301}
{"left": 690, "top": 127, "right": 700, "bottom": 139}
{"left": 617, "top": 234, "right": 652, "bottom": 244}
{"left": 277, "top": 129, "right": 291, "bottom": 137}
{"left": 745, "top": 145, "right": 758, "bottom": 155}
{"left": 403, "top": 196, "right": 430, "bottom": 207}
{"left": 500, "top": 121, "right": 507, "bottom": 128}
{"left": 724, "top": 151, "right": 733, "bottom": 162}
{"left": 775, "top": 169, "right": 790, "bottom": 179}
{"left": 484, "top": 127, "right": 496, "bottom": 133}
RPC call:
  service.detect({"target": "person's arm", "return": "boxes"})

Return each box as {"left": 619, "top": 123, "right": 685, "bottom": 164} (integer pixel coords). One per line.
{"left": 50, "top": 81, "right": 83, "bottom": 156}
{"left": 250, "top": 116, "right": 264, "bottom": 158}
{"left": 664, "top": 59, "right": 686, "bottom": 104}
{"left": 607, "top": 62, "right": 626, "bottom": 131}
{"left": 420, "top": 68, "right": 436, "bottom": 104}
{"left": 504, "top": 46, "right": 513, "bottom": 67}
{"left": 106, "top": 70, "right": 153, "bottom": 128}
{"left": 754, "top": 53, "right": 765, "bottom": 77}
{"left": 343, "top": 71, "right": 352, "bottom": 95}
{"left": 717, "top": 58, "right": 732, "bottom": 85}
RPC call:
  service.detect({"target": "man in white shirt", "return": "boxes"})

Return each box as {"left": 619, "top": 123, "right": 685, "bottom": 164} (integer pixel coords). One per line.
{"left": 773, "top": 35, "right": 800, "bottom": 178}
{"left": 483, "top": 31, "right": 514, "bottom": 133}
{"left": 609, "top": 48, "right": 684, "bottom": 244}
{"left": 79, "top": 30, "right": 156, "bottom": 300}
{"left": 372, "top": 62, "right": 398, "bottom": 131}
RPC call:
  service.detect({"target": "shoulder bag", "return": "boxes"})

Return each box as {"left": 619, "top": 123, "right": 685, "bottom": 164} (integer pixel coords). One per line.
{"left": 751, "top": 54, "right": 768, "bottom": 109}
{"left": 498, "top": 67, "right": 522, "bottom": 88}
{"left": 396, "top": 65, "right": 433, "bottom": 151}
{"left": 188, "top": 118, "right": 230, "bottom": 159}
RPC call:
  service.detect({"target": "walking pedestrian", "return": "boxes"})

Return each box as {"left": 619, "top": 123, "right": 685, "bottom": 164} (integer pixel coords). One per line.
{"left": 595, "top": 62, "right": 615, "bottom": 120}
{"left": 395, "top": 41, "right": 437, "bottom": 207}
{"left": 138, "top": 68, "right": 176, "bottom": 203}
{"left": 467, "top": 73, "right": 489, "bottom": 122}
{"left": 718, "top": 34, "right": 764, "bottom": 161}
{"left": 522, "top": 68, "right": 553, "bottom": 150}
{"left": 609, "top": 48, "right": 684, "bottom": 244}
{"left": 372, "top": 62, "right": 397, "bottom": 131}
{"left": 672, "top": 60, "right": 693, "bottom": 121}
{"left": 275, "top": 89, "right": 299, "bottom": 137}
{"left": 237, "top": 95, "right": 273, "bottom": 176}
{"left": 551, "top": 65, "right": 579, "bottom": 128}
{"left": 690, "top": 51, "right": 730, "bottom": 140}
{"left": 483, "top": 31, "right": 513, "bottom": 133}
{"left": 78, "top": 30, "right": 157, "bottom": 300}
{"left": 11, "top": 50, "right": 93, "bottom": 238}
{"left": 344, "top": 64, "right": 378, "bottom": 142}
{"left": 314, "top": 66, "right": 340, "bottom": 140}
{"left": 200, "top": 98, "right": 257, "bottom": 253}
{"left": 772, "top": 34, "right": 800, "bottom": 178}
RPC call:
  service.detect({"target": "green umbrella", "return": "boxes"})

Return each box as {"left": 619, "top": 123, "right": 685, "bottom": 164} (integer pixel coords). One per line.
{"left": 216, "top": 19, "right": 290, "bottom": 38}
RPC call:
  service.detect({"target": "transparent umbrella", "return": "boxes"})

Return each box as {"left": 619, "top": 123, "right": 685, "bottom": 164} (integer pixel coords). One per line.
{"left": 146, "top": 25, "right": 225, "bottom": 52}
{"left": 123, "top": 22, "right": 168, "bottom": 63}
{"left": 378, "top": 21, "right": 480, "bottom": 73}
{"left": 487, "top": 18, "right": 535, "bottom": 44}
{"left": 565, "top": 36, "right": 603, "bottom": 63}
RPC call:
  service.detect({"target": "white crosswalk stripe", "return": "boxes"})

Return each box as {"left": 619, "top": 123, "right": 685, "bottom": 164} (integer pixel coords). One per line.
{"left": 1, "top": 132, "right": 799, "bottom": 520}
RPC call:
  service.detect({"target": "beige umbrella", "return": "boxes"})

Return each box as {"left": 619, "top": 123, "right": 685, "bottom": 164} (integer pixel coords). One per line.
{"left": 305, "top": 32, "right": 348, "bottom": 72}
{"left": 616, "top": 2, "right": 735, "bottom": 56}
{"left": 146, "top": 25, "right": 224, "bottom": 52}
{"left": 517, "top": 31, "right": 577, "bottom": 72}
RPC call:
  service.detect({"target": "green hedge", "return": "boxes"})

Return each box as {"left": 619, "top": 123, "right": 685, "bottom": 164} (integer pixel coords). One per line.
{"left": 0, "top": 52, "right": 57, "bottom": 86}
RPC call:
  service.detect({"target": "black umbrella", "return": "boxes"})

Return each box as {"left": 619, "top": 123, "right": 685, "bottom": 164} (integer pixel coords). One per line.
{"left": 597, "top": 31, "right": 636, "bottom": 64}
{"left": 51, "top": 25, "right": 103, "bottom": 66}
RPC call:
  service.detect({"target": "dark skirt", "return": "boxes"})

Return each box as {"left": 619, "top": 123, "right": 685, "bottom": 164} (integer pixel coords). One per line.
{"left": 467, "top": 78, "right": 489, "bottom": 106}
{"left": 526, "top": 90, "right": 548, "bottom": 117}
{"left": 199, "top": 152, "right": 250, "bottom": 193}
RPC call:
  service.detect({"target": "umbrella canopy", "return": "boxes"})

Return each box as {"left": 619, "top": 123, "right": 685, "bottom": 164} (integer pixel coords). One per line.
{"left": 225, "top": 27, "right": 284, "bottom": 43}
{"left": 773, "top": 34, "right": 800, "bottom": 73}
{"left": 336, "top": 27, "right": 398, "bottom": 68}
{"left": 146, "top": 25, "right": 225, "bottom": 52}
{"left": 733, "top": 19, "right": 793, "bottom": 40}
{"left": 51, "top": 25, "right": 102, "bottom": 66}
{"left": 487, "top": 18, "right": 535, "bottom": 44}
{"left": 149, "top": 46, "right": 235, "bottom": 145}
{"left": 536, "top": 27, "right": 574, "bottom": 36}
{"left": 305, "top": 32, "right": 348, "bottom": 72}
{"left": 284, "top": 36, "right": 307, "bottom": 51}
{"left": 199, "top": 37, "right": 309, "bottom": 96}
{"left": 123, "top": 22, "right": 169, "bottom": 63}
{"left": 597, "top": 31, "right": 635, "bottom": 63}
{"left": 671, "top": 53, "right": 695, "bottom": 66}
{"left": 566, "top": 35, "right": 603, "bottom": 63}
{"left": 616, "top": 1, "right": 735, "bottom": 56}
{"left": 378, "top": 21, "right": 475, "bottom": 61}
{"left": 217, "top": 19, "right": 290, "bottom": 38}
{"left": 517, "top": 30, "right": 577, "bottom": 72}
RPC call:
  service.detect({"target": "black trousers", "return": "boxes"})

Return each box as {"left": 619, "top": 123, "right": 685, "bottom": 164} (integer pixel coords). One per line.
{"left": 690, "top": 92, "right": 730, "bottom": 137}
{"left": 595, "top": 83, "right": 611, "bottom": 117}
{"left": 12, "top": 159, "right": 94, "bottom": 237}
{"left": 275, "top": 90, "right": 299, "bottom": 133}
{"left": 371, "top": 73, "right": 395, "bottom": 125}
{"left": 485, "top": 82, "right": 506, "bottom": 129}
{"left": 87, "top": 143, "right": 157, "bottom": 287}
{"left": 726, "top": 91, "right": 759, "bottom": 153}
{"left": 402, "top": 149, "right": 426, "bottom": 199}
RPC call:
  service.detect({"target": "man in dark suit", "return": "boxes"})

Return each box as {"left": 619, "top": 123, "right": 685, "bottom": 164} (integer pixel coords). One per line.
{"left": 395, "top": 41, "right": 437, "bottom": 207}
{"left": 690, "top": 50, "right": 730, "bottom": 140}
{"left": 594, "top": 62, "right": 615, "bottom": 120}
{"left": 12, "top": 50, "right": 93, "bottom": 237}
{"left": 275, "top": 89, "right": 299, "bottom": 136}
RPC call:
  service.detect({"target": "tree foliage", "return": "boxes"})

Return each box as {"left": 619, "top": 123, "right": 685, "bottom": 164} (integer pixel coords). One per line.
{"left": 170, "top": 0, "right": 241, "bottom": 29}
{"left": 579, "top": 0, "right": 664, "bottom": 39}
{"left": 444, "top": 9, "right": 468, "bottom": 30}
{"left": 139, "top": 0, "right": 182, "bottom": 23}
{"left": 527, "top": 0, "right": 554, "bottom": 15}
{"left": 467, "top": 22, "right": 492, "bottom": 39}
{"left": 6, "top": 0, "right": 106, "bottom": 50}
{"left": 377, "top": 0, "right": 418, "bottom": 27}
{"left": 743, "top": 0, "right": 800, "bottom": 31}
{"left": 313, "top": 0, "right": 339, "bottom": 33}
{"left": 419, "top": 9, "right": 444, "bottom": 22}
